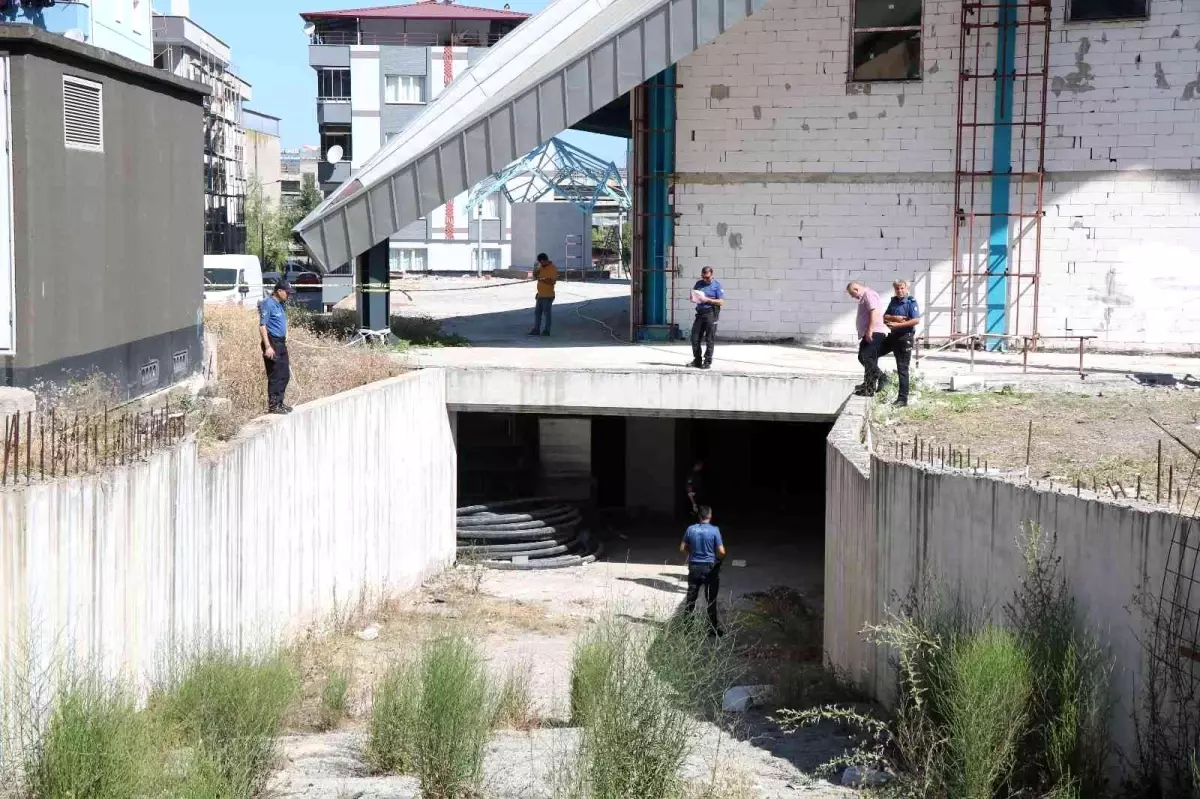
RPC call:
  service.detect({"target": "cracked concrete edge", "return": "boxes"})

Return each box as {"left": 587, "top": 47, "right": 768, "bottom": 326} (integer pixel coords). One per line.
{"left": 827, "top": 396, "right": 871, "bottom": 479}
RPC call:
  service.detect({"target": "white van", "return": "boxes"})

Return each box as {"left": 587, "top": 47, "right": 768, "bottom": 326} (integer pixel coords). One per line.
{"left": 203, "top": 254, "right": 264, "bottom": 307}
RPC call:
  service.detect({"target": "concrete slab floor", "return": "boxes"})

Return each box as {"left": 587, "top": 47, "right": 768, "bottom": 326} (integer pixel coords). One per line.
{"left": 391, "top": 277, "right": 1198, "bottom": 386}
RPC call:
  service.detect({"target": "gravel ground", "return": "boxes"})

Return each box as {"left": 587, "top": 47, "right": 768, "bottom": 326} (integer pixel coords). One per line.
{"left": 268, "top": 544, "right": 859, "bottom": 799}
{"left": 872, "top": 384, "right": 1200, "bottom": 508}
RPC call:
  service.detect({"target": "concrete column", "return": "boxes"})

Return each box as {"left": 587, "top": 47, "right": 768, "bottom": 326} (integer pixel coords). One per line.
{"left": 356, "top": 240, "right": 390, "bottom": 332}
{"left": 447, "top": 410, "right": 458, "bottom": 448}
{"left": 625, "top": 417, "right": 675, "bottom": 516}
{"left": 538, "top": 417, "right": 592, "bottom": 502}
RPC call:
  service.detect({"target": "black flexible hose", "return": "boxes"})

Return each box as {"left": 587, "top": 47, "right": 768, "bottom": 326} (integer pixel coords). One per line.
{"left": 455, "top": 497, "right": 598, "bottom": 569}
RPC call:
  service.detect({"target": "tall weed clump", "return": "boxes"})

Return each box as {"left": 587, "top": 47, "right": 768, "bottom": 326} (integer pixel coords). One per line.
{"left": 367, "top": 659, "right": 420, "bottom": 774}
{"left": 413, "top": 633, "right": 491, "bottom": 798}
{"left": 945, "top": 626, "right": 1030, "bottom": 798}
{"left": 565, "top": 621, "right": 693, "bottom": 799}
{"left": 367, "top": 633, "right": 491, "bottom": 798}
{"left": 776, "top": 525, "right": 1112, "bottom": 798}
{"left": 156, "top": 649, "right": 298, "bottom": 799}
{"left": 19, "top": 678, "right": 160, "bottom": 799}
{"left": 1006, "top": 524, "right": 1111, "bottom": 798}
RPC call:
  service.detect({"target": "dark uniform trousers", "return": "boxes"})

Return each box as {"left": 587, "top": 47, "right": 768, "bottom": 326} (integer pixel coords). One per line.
{"left": 857, "top": 332, "right": 887, "bottom": 392}
{"left": 684, "top": 561, "right": 722, "bottom": 631}
{"left": 263, "top": 335, "right": 291, "bottom": 409}
{"left": 691, "top": 309, "right": 718, "bottom": 365}
{"left": 879, "top": 331, "right": 914, "bottom": 400}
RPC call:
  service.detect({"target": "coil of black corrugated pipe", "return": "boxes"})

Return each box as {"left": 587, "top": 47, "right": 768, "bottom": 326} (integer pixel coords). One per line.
{"left": 456, "top": 497, "right": 602, "bottom": 569}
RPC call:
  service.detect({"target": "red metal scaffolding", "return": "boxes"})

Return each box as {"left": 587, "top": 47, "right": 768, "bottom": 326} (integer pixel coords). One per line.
{"left": 948, "top": 0, "right": 1052, "bottom": 350}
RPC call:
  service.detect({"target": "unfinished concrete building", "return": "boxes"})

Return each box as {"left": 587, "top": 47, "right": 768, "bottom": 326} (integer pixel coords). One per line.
{"left": 296, "top": 0, "right": 1199, "bottom": 354}
{"left": 153, "top": 8, "right": 250, "bottom": 255}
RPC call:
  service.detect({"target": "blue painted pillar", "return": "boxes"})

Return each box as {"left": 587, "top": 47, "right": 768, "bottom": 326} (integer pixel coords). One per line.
{"left": 986, "top": 0, "right": 1018, "bottom": 348}
{"left": 356, "top": 240, "right": 390, "bottom": 332}
{"left": 642, "top": 66, "right": 675, "bottom": 329}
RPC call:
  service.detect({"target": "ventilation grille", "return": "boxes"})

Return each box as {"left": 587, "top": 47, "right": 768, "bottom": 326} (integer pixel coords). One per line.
{"left": 172, "top": 350, "right": 189, "bottom": 376}
{"left": 140, "top": 359, "right": 159, "bottom": 388}
{"left": 63, "top": 76, "right": 103, "bottom": 152}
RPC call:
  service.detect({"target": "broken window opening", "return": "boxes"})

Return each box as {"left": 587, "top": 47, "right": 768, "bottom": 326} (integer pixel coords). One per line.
{"left": 850, "top": 0, "right": 922, "bottom": 82}
{"left": 1066, "top": 0, "right": 1149, "bottom": 22}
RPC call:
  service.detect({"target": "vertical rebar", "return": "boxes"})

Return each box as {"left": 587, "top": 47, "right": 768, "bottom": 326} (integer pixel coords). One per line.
{"left": 1026, "top": 419, "right": 1033, "bottom": 466}
{"left": 25, "top": 411, "right": 31, "bottom": 483}
{"left": 1077, "top": 478, "right": 1081, "bottom": 497}
{"left": 1136, "top": 474, "right": 1141, "bottom": 501}
{"left": 1169, "top": 466, "right": 1174, "bottom": 505}
{"left": 104, "top": 408, "right": 109, "bottom": 468}
{"left": 73, "top": 417, "right": 80, "bottom": 475}
{"left": 1156, "top": 439, "right": 1163, "bottom": 504}
{"left": 3, "top": 415, "right": 11, "bottom": 486}
{"left": 39, "top": 413, "right": 45, "bottom": 478}
{"left": 13, "top": 411, "right": 20, "bottom": 484}
{"left": 50, "top": 409, "right": 57, "bottom": 477}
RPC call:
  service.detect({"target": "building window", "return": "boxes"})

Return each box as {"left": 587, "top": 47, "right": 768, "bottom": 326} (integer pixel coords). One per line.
{"left": 390, "top": 247, "right": 427, "bottom": 273}
{"left": 477, "top": 193, "right": 500, "bottom": 219}
{"left": 321, "top": 127, "right": 352, "bottom": 162}
{"left": 1067, "top": 0, "right": 1148, "bottom": 21}
{"left": 62, "top": 75, "right": 104, "bottom": 152}
{"left": 385, "top": 75, "right": 425, "bottom": 104}
{"left": 850, "top": 0, "right": 921, "bottom": 82}
{"left": 317, "top": 68, "right": 351, "bottom": 100}
{"left": 477, "top": 248, "right": 502, "bottom": 272}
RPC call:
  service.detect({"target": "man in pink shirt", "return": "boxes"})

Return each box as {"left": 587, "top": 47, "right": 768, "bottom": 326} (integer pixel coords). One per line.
{"left": 846, "top": 281, "right": 890, "bottom": 397}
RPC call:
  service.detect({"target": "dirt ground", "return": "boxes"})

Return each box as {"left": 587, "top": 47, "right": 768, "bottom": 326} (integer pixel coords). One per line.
{"left": 871, "top": 384, "right": 1200, "bottom": 507}
{"left": 266, "top": 531, "right": 859, "bottom": 798}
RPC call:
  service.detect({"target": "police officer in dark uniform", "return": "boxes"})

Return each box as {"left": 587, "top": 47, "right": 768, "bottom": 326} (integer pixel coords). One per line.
{"left": 879, "top": 279, "right": 920, "bottom": 408}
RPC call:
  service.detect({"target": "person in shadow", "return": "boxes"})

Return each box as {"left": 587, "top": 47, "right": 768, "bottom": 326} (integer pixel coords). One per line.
{"left": 680, "top": 505, "right": 726, "bottom": 635}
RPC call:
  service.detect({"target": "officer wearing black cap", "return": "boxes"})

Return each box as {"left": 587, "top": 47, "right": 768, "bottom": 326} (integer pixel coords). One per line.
{"left": 259, "top": 280, "right": 293, "bottom": 414}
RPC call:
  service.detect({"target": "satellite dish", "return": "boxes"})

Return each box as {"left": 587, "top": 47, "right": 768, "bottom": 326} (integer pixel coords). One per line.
{"left": 303, "top": 22, "right": 316, "bottom": 36}
{"left": 63, "top": 28, "right": 86, "bottom": 42}
{"left": 326, "top": 144, "right": 344, "bottom": 165}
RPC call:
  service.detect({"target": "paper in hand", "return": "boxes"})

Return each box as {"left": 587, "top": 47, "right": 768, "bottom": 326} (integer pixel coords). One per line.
{"left": 690, "top": 289, "right": 706, "bottom": 304}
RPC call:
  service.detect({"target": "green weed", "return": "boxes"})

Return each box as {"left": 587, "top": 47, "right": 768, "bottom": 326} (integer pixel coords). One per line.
{"left": 156, "top": 649, "right": 298, "bottom": 799}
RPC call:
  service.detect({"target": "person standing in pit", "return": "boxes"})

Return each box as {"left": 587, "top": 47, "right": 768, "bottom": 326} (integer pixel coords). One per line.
{"left": 259, "top": 280, "right": 293, "bottom": 415}
{"left": 529, "top": 252, "right": 558, "bottom": 336}
{"left": 845, "top": 280, "right": 889, "bottom": 397}
{"left": 686, "top": 459, "right": 707, "bottom": 516}
{"left": 680, "top": 505, "right": 726, "bottom": 634}
{"left": 689, "top": 267, "right": 725, "bottom": 369}
{"left": 880, "top": 279, "right": 921, "bottom": 407}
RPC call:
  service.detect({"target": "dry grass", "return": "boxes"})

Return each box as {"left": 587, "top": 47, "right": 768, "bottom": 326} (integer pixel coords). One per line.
{"left": 203, "top": 305, "right": 402, "bottom": 442}
{"left": 285, "top": 573, "right": 580, "bottom": 733}
{"left": 872, "top": 387, "right": 1200, "bottom": 504}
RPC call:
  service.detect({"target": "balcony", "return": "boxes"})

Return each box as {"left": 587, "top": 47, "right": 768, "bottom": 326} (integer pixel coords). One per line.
{"left": 308, "top": 31, "right": 511, "bottom": 47}
{"left": 309, "top": 44, "right": 351, "bottom": 68}
{"left": 318, "top": 160, "right": 352, "bottom": 188}
{"left": 317, "top": 100, "right": 352, "bottom": 125}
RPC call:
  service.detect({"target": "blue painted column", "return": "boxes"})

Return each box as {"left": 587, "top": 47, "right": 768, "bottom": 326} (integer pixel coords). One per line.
{"left": 356, "top": 240, "right": 390, "bottom": 332}
{"left": 986, "top": 0, "right": 1018, "bottom": 348}
{"left": 642, "top": 66, "right": 675, "bottom": 330}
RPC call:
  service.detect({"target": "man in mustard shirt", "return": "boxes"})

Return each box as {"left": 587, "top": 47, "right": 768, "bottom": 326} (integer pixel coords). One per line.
{"left": 529, "top": 252, "right": 558, "bottom": 337}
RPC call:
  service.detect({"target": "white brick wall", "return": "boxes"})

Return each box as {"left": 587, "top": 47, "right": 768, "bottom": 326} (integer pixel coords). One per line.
{"left": 674, "top": 0, "right": 1200, "bottom": 351}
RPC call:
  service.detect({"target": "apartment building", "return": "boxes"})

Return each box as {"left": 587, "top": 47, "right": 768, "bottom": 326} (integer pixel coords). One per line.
{"left": 0, "top": 0, "right": 154, "bottom": 64}
{"left": 153, "top": 4, "right": 250, "bottom": 255}
{"left": 299, "top": 0, "right": 1200, "bottom": 353}
{"left": 281, "top": 145, "right": 320, "bottom": 208}
{"left": 244, "top": 109, "right": 282, "bottom": 206}
{"left": 303, "top": 1, "right": 529, "bottom": 273}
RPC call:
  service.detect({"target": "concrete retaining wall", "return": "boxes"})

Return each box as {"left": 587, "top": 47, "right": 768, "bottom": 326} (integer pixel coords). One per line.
{"left": 0, "top": 369, "right": 456, "bottom": 724}
{"left": 825, "top": 398, "right": 1193, "bottom": 758}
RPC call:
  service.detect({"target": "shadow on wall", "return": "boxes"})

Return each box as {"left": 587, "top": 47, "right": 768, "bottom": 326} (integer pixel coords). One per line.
{"left": 0, "top": 370, "right": 458, "bottom": 728}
